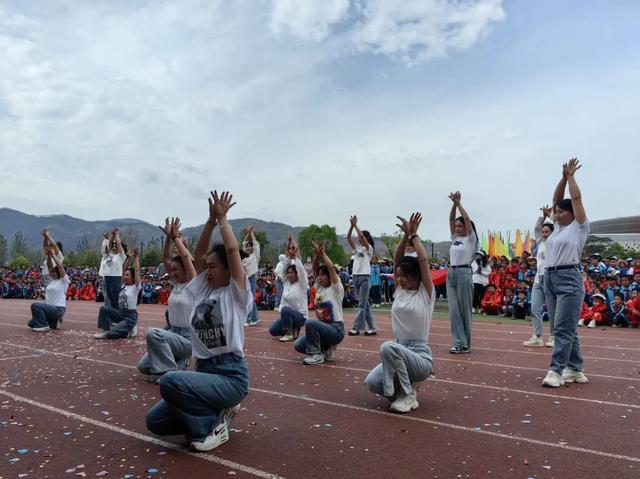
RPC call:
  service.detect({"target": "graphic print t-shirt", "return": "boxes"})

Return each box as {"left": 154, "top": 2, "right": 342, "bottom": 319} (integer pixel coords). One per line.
{"left": 191, "top": 293, "right": 227, "bottom": 349}
{"left": 314, "top": 281, "right": 344, "bottom": 323}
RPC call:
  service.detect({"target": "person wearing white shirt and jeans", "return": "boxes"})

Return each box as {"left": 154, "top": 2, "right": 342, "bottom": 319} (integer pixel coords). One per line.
{"left": 365, "top": 213, "right": 435, "bottom": 413}
{"left": 269, "top": 235, "right": 308, "bottom": 342}
{"left": 471, "top": 251, "right": 491, "bottom": 313}
{"left": 242, "top": 226, "right": 261, "bottom": 326}
{"left": 28, "top": 246, "right": 69, "bottom": 332}
{"left": 446, "top": 191, "right": 478, "bottom": 354}
{"left": 100, "top": 229, "right": 127, "bottom": 308}
{"left": 542, "top": 159, "right": 590, "bottom": 388}
{"left": 347, "top": 215, "right": 377, "bottom": 336}
{"left": 523, "top": 207, "right": 555, "bottom": 348}
{"left": 274, "top": 254, "right": 287, "bottom": 307}
{"left": 40, "top": 229, "right": 64, "bottom": 287}
{"left": 145, "top": 191, "right": 251, "bottom": 452}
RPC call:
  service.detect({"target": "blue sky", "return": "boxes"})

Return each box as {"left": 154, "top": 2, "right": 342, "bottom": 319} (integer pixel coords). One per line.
{"left": 1, "top": 0, "right": 638, "bottom": 241}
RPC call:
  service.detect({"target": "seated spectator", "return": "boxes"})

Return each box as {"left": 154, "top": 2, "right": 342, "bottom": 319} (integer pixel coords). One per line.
{"left": 481, "top": 284, "right": 502, "bottom": 315}
{"left": 501, "top": 287, "right": 515, "bottom": 317}
{"left": 610, "top": 292, "right": 630, "bottom": 327}
{"left": 66, "top": 282, "right": 79, "bottom": 300}
{"left": 579, "top": 293, "right": 608, "bottom": 328}
{"left": 513, "top": 290, "right": 530, "bottom": 319}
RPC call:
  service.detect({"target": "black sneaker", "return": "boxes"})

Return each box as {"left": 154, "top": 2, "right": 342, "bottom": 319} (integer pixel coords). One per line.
{"left": 449, "top": 346, "right": 464, "bottom": 354}
{"left": 348, "top": 329, "right": 360, "bottom": 336}
{"left": 461, "top": 347, "right": 470, "bottom": 354}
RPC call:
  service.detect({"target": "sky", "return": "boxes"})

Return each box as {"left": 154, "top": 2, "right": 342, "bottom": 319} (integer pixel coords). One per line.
{"left": 1, "top": 0, "right": 639, "bottom": 242}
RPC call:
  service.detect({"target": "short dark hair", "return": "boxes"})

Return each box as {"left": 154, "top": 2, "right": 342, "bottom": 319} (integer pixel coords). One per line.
{"left": 171, "top": 255, "right": 185, "bottom": 269}
{"left": 286, "top": 264, "right": 298, "bottom": 275}
{"left": 206, "top": 244, "right": 229, "bottom": 269}
{"left": 541, "top": 223, "right": 555, "bottom": 232}
{"left": 318, "top": 265, "right": 330, "bottom": 277}
{"left": 554, "top": 198, "right": 574, "bottom": 214}
{"left": 396, "top": 256, "right": 421, "bottom": 282}
{"left": 614, "top": 292, "right": 624, "bottom": 300}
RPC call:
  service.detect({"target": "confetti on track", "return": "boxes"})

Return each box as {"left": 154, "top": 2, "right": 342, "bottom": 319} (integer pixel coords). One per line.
{"left": 1, "top": 299, "right": 639, "bottom": 478}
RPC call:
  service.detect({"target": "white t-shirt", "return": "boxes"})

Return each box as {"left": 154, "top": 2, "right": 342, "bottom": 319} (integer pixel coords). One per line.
{"left": 118, "top": 284, "right": 141, "bottom": 311}
{"left": 545, "top": 219, "right": 590, "bottom": 268}
{"left": 279, "top": 258, "right": 309, "bottom": 318}
{"left": 534, "top": 242, "right": 547, "bottom": 284}
{"left": 184, "top": 272, "right": 252, "bottom": 359}
{"left": 167, "top": 282, "right": 191, "bottom": 328}
{"left": 314, "top": 281, "right": 345, "bottom": 323}
{"left": 242, "top": 241, "right": 261, "bottom": 278}
{"left": 391, "top": 283, "right": 435, "bottom": 342}
{"left": 449, "top": 232, "right": 477, "bottom": 266}
{"left": 102, "top": 252, "right": 126, "bottom": 277}
{"left": 42, "top": 251, "right": 65, "bottom": 279}
{"left": 352, "top": 244, "right": 373, "bottom": 275}
{"left": 471, "top": 261, "right": 491, "bottom": 286}
{"left": 45, "top": 276, "right": 70, "bottom": 308}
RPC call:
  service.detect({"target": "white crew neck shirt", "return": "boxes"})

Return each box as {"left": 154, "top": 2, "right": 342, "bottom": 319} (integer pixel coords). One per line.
{"left": 45, "top": 276, "right": 70, "bottom": 308}
{"left": 314, "top": 281, "right": 345, "bottom": 323}
{"left": 391, "top": 283, "right": 435, "bottom": 342}
{"left": 279, "top": 257, "right": 309, "bottom": 318}
{"left": 167, "top": 282, "right": 191, "bottom": 328}
{"left": 352, "top": 244, "right": 373, "bottom": 275}
{"left": 545, "top": 219, "right": 589, "bottom": 268}
{"left": 449, "top": 231, "right": 477, "bottom": 266}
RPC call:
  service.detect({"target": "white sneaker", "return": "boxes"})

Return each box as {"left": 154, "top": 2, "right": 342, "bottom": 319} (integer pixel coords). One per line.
{"left": 587, "top": 320, "right": 596, "bottom": 328}
{"left": 190, "top": 421, "right": 229, "bottom": 452}
{"left": 57, "top": 319, "right": 63, "bottom": 330}
{"left": 128, "top": 325, "right": 138, "bottom": 338}
{"left": 278, "top": 334, "right": 294, "bottom": 342}
{"left": 245, "top": 319, "right": 262, "bottom": 327}
{"left": 389, "top": 390, "right": 419, "bottom": 413}
{"left": 303, "top": 353, "right": 325, "bottom": 365}
{"left": 324, "top": 345, "right": 337, "bottom": 362}
{"left": 578, "top": 319, "right": 585, "bottom": 327}
{"left": 545, "top": 336, "right": 555, "bottom": 348}
{"left": 522, "top": 335, "right": 544, "bottom": 347}
{"left": 542, "top": 369, "right": 564, "bottom": 388}
{"left": 561, "top": 368, "right": 589, "bottom": 384}
{"left": 93, "top": 332, "right": 108, "bottom": 339}
{"left": 31, "top": 326, "right": 50, "bottom": 332}
{"left": 221, "top": 403, "right": 241, "bottom": 427}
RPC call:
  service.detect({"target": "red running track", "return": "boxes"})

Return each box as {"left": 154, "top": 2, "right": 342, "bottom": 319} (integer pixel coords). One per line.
{"left": 0, "top": 299, "right": 638, "bottom": 479}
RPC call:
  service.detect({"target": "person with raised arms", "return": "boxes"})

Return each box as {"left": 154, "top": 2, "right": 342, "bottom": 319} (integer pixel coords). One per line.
{"left": 365, "top": 213, "right": 435, "bottom": 413}
{"left": 93, "top": 248, "right": 141, "bottom": 339}
{"left": 269, "top": 235, "right": 308, "bottom": 342}
{"left": 41, "top": 229, "right": 64, "bottom": 287}
{"left": 542, "top": 159, "right": 590, "bottom": 387}
{"left": 294, "top": 240, "right": 345, "bottom": 365}
{"left": 28, "top": 235, "right": 69, "bottom": 332}
{"left": 347, "top": 215, "right": 377, "bottom": 336}
{"left": 146, "top": 191, "right": 251, "bottom": 452}
{"left": 446, "top": 191, "right": 478, "bottom": 354}
{"left": 138, "top": 217, "right": 196, "bottom": 378}
{"left": 99, "top": 229, "right": 127, "bottom": 308}
{"left": 242, "top": 225, "right": 261, "bottom": 326}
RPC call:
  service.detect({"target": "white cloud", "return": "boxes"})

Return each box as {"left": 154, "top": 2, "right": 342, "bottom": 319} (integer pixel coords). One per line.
{"left": 269, "top": 0, "right": 350, "bottom": 41}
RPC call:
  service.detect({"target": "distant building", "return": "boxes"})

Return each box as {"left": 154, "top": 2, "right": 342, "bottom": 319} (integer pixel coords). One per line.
{"left": 590, "top": 215, "right": 640, "bottom": 234}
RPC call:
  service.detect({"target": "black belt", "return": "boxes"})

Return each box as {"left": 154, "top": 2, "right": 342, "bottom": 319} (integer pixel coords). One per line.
{"left": 546, "top": 265, "right": 579, "bottom": 272}
{"left": 450, "top": 265, "right": 471, "bottom": 269}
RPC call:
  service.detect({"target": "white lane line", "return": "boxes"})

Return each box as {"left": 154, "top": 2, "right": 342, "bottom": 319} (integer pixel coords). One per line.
{"left": 1, "top": 340, "right": 637, "bottom": 411}
{"left": 0, "top": 354, "right": 40, "bottom": 361}
{"left": 245, "top": 353, "right": 640, "bottom": 409}
{"left": 0, "top": 389, "right": 283, "bottom": 479}
{"left": 250, "top": 387, "right": 640, "bottom": 463}
{"left": 243, "top": 334, "right": 640, "bottom": 364}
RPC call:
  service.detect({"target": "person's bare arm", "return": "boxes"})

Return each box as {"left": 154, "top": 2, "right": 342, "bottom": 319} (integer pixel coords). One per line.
{"left": 552, "top": 163, "right": 568, "bottom": 205}
{"left": 132, "top": 249, "right": 141, "bottom": 287}
{"left": 346, "top": 221, "right": 356, "bottom": 250}
{"left": 448, "top": 193, "right": 458, "bottom": 235}
{"left": 565, "top": 158, "right": 586, "bottom": 224}
{"left": 159, "top": 217, "right": 173, "bottom": 273}
{"left": 212, "top": 191, "right": 246, "bottom": 289}
{"left": 194, "top": 201, "right": 218, "bottom": 274}
{"left": 397, "top": 213, "right": 433, "bottom": 295}
{"left": 350, "top": 215, "right": 370, "bottom": 248}
{"left": 170, "top": 218, "right": 197, "bottom": 281}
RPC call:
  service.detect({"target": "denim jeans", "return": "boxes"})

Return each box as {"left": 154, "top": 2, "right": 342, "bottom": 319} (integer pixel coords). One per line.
{"left": 531, "top": 279, "right": 553, "bottom": 337}
{"left": 269, "top": 306, "right": 307, "bottom": 336}
{"left": 246, "top": 274, "right": 260, "bottom": 323}
{"left": 365, "top": 340, "right": 433, "bottom": 399}
{"left": 28, "top": 303, "right": 65, "bottom": 329}
{"left": 104, "top": 276, "right": 122, "bottom": 308}
{"left": 543, "top": 268, "right": 584, "bottom": 373}
{"left": 352, "top": 274, "right": 375, "bottom": 331}
{"left": 138, "top": 327, "right": 192, "bottom": 375}
{"left": 146, "top": 353, "right": 249, "bottom": 442}
{"left": 446, "top": 267, "right": 473, "bottom": 349}
{"left": 294, "top": 320, "right": 344, "bottom": 355}
{"left": 97, "top": 305, "right": 137, "bottom": 339}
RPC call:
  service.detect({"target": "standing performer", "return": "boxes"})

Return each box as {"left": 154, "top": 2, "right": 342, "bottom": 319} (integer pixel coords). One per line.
{"left": 138, "top": 217, "right": 196, "bottom": 377}
{"left": 100, "top": 229, "right": 126, "bottom": 308}
{"left": 269, "top": 235, "right": 308, "bottom": 342}
{"left": 294, "top": 240, "right": 345, "bottom": 365}
{"left": 94, "top": 249, "right": 141, "bottom": 339}
{"left": 242, "top": 226, "right": 261, "bottom": 326}
{"left": 471, "top": 251, "right": 491, "bottom": 313}
{"left": 446, "top": 191, "right": 478, "bottom": 353}
{"left": 28, "top": 240, "right": 69, "bottom": 331}
{"left": 365, "top": 213, "right": 434, "bottom": 412}
{"left": 347, "top": 215, "right": 377, "bottom": 336}
{"left": 146, "top": 191, "right": 251, "bottom": 452}
{"left": 523, "top": 206, "right": 555, "bottom": 347}
{"left": 542, "top": 159, "right": 589, "bottom": 387}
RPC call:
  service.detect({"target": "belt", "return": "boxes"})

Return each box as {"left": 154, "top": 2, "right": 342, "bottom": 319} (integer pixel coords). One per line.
{"left": 546, "top": 265, "right": 578, "bottom": 272}
{"left": 197, "top": 352, "right": 242, "bottom": 366}
{"left": 450, "top": 265, "right": 470, "bottom": 269}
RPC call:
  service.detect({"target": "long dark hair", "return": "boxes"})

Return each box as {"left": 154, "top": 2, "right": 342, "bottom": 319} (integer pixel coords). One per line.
{"left": 362, "top": 230, "right": 375, "bottom": 250}
{"left": 475, "top": 251, "right": 488, "bottom": 267}
{"left": 456, "top": 216, "right": 478, "bottom": 247}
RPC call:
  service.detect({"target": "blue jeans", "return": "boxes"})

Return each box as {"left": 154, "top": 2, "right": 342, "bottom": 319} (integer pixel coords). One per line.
{"left": 446, "top": 267, "right": 473, "bottom": 349}
{"left": 269, "top": 306, "right": 307, "bottom": 336}
{"left": 104, "top": 276, "right": 121, "bottom": 308}
{"left": 531, "top": 279, "right": 553, "bottom": 337}
{"left": 28, "top": 303, "right": 65, "bottom": 329}
{"left": 137, "top": 327, "right": 192, "bottom": 375}
{"left": 246, "top": 274, "right": 260, "bottom": 323}
{"left": 543, "top": 268, "right": 584, "bottom": 373}
{"left": 97, "top": 305, "right": 137, "bottom": 339}
{"left": 146, "top": 353, "right": 249, "bottom": 442}
{"left": 294, "top": 320, "right": 344, "bottom": 355}
{"left": 352, "top": 275, "right": 375, "bottom": 330}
